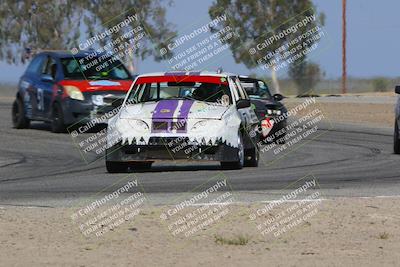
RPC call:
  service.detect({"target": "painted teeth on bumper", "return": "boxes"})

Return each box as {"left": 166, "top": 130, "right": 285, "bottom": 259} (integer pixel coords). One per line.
{"left": 106, "top": 137, "right": 239, "bottom": 162}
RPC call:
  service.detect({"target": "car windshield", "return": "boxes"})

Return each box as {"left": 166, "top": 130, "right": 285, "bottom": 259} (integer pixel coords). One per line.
{"left": 127, "top": 81, "right": 232, "bottom": 105}
{"left": 61, "top": 57, "right": 131, "bottom": 80}
{"left": 241, "top": 80, "right": 273, "bottom": 99}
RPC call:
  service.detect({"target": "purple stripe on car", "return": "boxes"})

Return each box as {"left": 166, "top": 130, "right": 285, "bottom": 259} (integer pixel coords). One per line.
{"left": 151, "top": 100, "right": 196, "bottom": 133}
{"left": 152, "top": 100, "right": 179, "bottom": 133}
{"left": 176, "top": 100, "right": 195, "bottom": 133}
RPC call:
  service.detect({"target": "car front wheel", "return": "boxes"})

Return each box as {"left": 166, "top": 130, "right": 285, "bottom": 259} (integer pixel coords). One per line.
{"left": 51, "top": 103, "right": 66, "bottom": 133}
{"left": 275, "top": 133, "right": 286, "bottom": 144}
{"left": 221, "top": 132, "right": 244, "bottom": 170}
{"left": 244, "top": 146, "right": 259, "bottom": 167}
{"left": 12, "top": 98, "right": 30, "bottom": 129}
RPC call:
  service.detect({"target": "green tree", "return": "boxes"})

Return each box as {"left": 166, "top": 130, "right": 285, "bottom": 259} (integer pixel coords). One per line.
{"left": 288, "top": 61, "right": 322, "bottom": 96}
{"left": 0, "top": 0, "right": 176, "bottom": 70}
{"left": 0, "top": 1, "right": 80, "bottom": 64}
{"left": 209, "top": 0, "right": 324, "bottom": 93}
{"left": 80, "top": 0, "right": 176, "bottom": 72}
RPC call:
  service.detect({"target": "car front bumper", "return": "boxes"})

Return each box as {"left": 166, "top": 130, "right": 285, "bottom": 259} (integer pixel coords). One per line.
{"left": 106, "top": 137, "right": 240, "bottom": 162}
{"left": 260, "top": 117, "right": 287, "bottom": 141}
{"left": 61, "top": 92, "right": 125, "bottom": 125}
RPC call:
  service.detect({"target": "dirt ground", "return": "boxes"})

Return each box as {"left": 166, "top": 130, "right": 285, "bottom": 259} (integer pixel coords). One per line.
{"left": 317, "top": 102, "right": 394, "bottom": 127}
{"left": 1, "top": 197, "right": 399, "bottom": 266}
{"left": 286, "top": 100, "right": 395, "bottom": 128}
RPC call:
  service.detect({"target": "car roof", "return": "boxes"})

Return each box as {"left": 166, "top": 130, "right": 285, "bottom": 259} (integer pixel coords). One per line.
{"left": 137, "top": 71, "right": 237, "bottom": 78}
{"left": 36, "top": 50, "right": 107, "bottom": 59}
{"left": 238, "top": 76, "right": 263, "bottom": 83}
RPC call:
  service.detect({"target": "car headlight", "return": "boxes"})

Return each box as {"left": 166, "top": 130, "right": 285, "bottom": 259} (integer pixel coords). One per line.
{"left": 191, "top": 120, "right": 221, "bottom": 132}
{"left": 117, "top": 119, "right": 149, "bottom": 134}
{"left": 132, "top": 119, "right": 149, "bottom": 131}
{"left": 266, "top": 109, "right": 282, "bottom": 116}
{"left": 64, "top": 85, "right": 84, "bottom": 101}
{"left": 191, "top": 120, "right": 207, "bottom": 132}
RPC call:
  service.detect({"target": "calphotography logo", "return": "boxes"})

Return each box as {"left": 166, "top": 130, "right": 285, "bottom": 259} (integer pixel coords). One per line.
{"left": 249, "top": 174, "right": 323, "bottom": 240}
{"left": 160, "top": 174, "right": 236, "bottom": 238}
{"left": 70, "top": 176, "right": 147, "bottom": 238}
{"left": 70, "top": 8, "right": 150, "bottom": 76}
{"left": 158, "top": 8, "right": 240, "bottom": 72}
{"left": 243, "top": 7, "right": 330, "bottom": 74}
{"left": 246, "top": 95, "right": 334, "bottom": 167}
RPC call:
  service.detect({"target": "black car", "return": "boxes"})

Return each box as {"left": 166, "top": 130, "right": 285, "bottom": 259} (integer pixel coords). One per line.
{"left": 12, "top": 50, "right": 133, "bottom": 133}
{"left": 239, "top": 76, "right": 287, "bottom": 144}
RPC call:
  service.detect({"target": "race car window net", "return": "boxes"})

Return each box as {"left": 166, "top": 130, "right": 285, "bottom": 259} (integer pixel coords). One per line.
{"left": 61, "top": 57, "right": 131, "bottom": 80}
{"left": 240, "top": 80, "right": 273, "bottom": 99}
{"left": 127, "top": 78, "right": 232, "bottom": 105}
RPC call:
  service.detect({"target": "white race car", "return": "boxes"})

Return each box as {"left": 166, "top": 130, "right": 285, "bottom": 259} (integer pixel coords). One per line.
{"left": 106, "top": 71, "right": 260, "bottom": 172}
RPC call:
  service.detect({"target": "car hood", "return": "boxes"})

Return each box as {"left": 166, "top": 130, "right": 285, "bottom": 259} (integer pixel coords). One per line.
{"left": 250, "top": 97, "right": 283, "bottom": 110}
{"left": 59, "top": 80, "right": 133, "bottom": 92}
{"left": 120, "top": 99, "right": 229, "bottom": 120}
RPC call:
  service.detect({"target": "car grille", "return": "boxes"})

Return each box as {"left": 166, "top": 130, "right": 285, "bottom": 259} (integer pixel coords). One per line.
{"left": 172, "top": 121, "right": 187, "bottom": 132}
{"left": 152, "top": 121, "right": 169, "bottom": 132}
{"left": 152, "top": 120, "right": 187, "bottom": 133}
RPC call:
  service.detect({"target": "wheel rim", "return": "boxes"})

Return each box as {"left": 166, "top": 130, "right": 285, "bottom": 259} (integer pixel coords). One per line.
{"left": 238, "top": 134, "right": 244, "bottom": 166}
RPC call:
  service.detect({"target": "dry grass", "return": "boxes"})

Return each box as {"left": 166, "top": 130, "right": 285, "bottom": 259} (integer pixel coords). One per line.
{"left": 379, "top": 232, "right": 390, "bottom": 240}
{"left": 214, "top": 234, "right": 250, "bottom": 246}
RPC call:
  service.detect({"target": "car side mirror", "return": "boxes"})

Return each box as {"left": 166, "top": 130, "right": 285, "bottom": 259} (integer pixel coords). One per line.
{"left": 236, "top": 99, "right": 251, "bottom": 109}
{"left": 273, "top": 93, "right": 283, "bottom": 101}
{"left": 395, "top": 86, "right": 400, "bottom": 94}
{"left": 111, "top": 98, "right": 124, "bottom": 109}
{"left": 104, "top": 95, "right": 125, "bottom": 108}
{"left": 41, "top": 74, "right": 54, "bottom": 83}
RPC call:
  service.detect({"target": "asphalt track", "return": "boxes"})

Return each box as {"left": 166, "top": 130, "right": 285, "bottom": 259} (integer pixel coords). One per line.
{"left": 0, "top": 98, "right": 399, "bottom": 206}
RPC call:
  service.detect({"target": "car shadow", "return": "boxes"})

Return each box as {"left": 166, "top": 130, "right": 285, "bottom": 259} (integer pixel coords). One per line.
{"left": 28, "top": 122, "right": 52, "bottom": 131}
{"left": 129, "top": 164, "right": 222, "bottom": 173}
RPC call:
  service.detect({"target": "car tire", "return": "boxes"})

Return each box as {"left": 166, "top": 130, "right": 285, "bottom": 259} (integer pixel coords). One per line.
{"left": 12, "top": 98, "right": 30, "bottom": 129}
{"left": 244, "top": 146, "right": 259, "bottom": 167}
{"left": 106, "top": 161, "right": 129, "bottom": 173}
{"left": 275, "top": 134, "right": 286, "bottom": 144}
{"left": 221, "top": 131, "right": 244, "bottom": 170}
{"left": 130, "top": 161, "right": 153, "bottom": 170}
{"left": 275, "top": 127, "right": 286, "bottom": 144}
{"left": 51, "top": 103, "right": 66, "bottom": 133}
{"left": 394, "top": 120, "right": 400, "bottom": 154}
